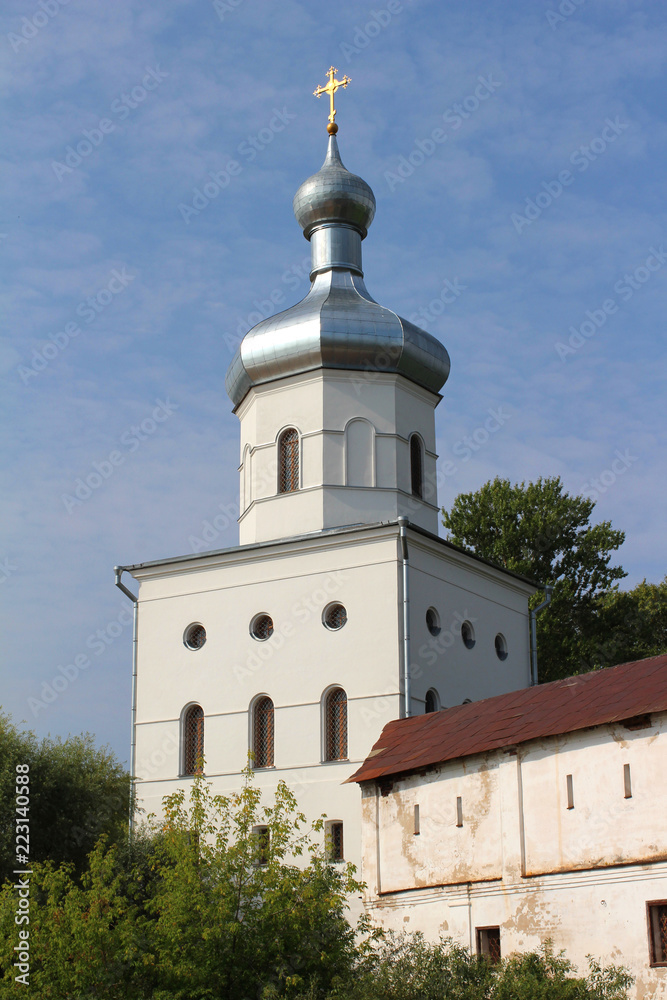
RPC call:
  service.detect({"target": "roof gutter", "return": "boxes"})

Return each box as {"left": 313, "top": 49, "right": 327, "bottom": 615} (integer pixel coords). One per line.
{"left": 530, "top": 585, "right": 553, "bottom": 686}
{"left": 114, "top": 566, "right": 138, "bottom": 838}
{"left": 398, "top": 517, "right": 411, "bottom": 718}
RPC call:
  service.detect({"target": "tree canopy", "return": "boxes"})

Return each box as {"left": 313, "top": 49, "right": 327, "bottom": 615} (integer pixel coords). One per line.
{"left": 0, "top": 713, "right": 130, "bottom": 884}
{"left": 441, "top": 476, "right": 664, "bottom": 681}
{"left": 0, "top": 766, "right": 365, "bottom": 999}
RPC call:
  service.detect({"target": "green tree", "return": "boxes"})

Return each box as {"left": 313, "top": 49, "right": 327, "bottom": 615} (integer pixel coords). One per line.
{"left": 586, "top": 577, "right": 667, "bottom": 670}
{"left": 0, "top": 766, "right": 366, "bottom": 999}
{"left": 0, "top": 712, "right": 131, "bottom": 884}
{"left": 441, "top": 476, "right": 628, "bottom": 682}
{"left": 289, "top": 934, "right": 632, "bottom": 1000}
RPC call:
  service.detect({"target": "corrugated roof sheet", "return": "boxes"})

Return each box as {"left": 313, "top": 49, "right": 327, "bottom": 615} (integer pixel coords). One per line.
{"left": 348, "top": 654, "right": 667, "bottom": 784}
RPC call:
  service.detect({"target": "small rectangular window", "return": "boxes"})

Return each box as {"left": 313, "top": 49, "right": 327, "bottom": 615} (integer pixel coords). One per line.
{"left": 566, "top": 774, "right": 574, "bottom": 809}
{"left": 414, "top": 804, "right": 420, "bottom": 835}
{"left": 253, "top": 825, "right": 270, "bottom": 866}
{"left": 326, "top": 821, "right": 344, "bottom": 862}
{"left": 476, "top": 927, "right": 501, "bottom": 963}
{"left": 648, "top": 902, "right": 667, "bottom": 966}
{"left": 624, "top": 763, "right": 632, "bottom": 799}
{"left": 456, "top": 796, "right": 463, "bottom": 827}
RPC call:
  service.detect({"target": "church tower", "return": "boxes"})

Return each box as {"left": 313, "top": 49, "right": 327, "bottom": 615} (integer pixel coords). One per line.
{"left": 226, "top": 129, "right": 450, "bottom": 544}
{"left": 117, "top": 73, "right": 535, "bottom": 881}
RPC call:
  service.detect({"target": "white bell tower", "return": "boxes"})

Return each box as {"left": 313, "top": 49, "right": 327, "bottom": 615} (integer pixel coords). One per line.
{"left": 120, "top": 87, "right": 535, "bottom": 906}
{"left": 225, "top": 134, "right": 451, "bottom": 545}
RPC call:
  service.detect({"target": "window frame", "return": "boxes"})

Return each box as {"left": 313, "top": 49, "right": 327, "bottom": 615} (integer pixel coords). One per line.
{"left": 252, "top": 825, "right": 270, "bottom": 866}
{"left": 476, "top": 926, "right": 501, "bottom": 964}
{"left": 250, "top": 613, "right": 274, "bottom": 641}
{"left": 278, "top": 427, "right": 300, "bottom": 494}
{"left": 494, "top": 633, "right": 508, "bottom": 660}
{"left": 322, "top": 602, "right": 348, "bottom": 631}
{"left": 325, "top": 820, "right": 344, "bottom": 862}
{"left": 461, "top": 620, "right": 476, "bottom": 649}
{"left": 182, "top": 703, "right": 205, "bottom": 776}
{"left": 647, "top": 900, "right": 667, "bottom": 967}
{"left": 323, "top": 687, "right": 348, "bottom": 762}
{"left": 426, "top": 606, "right": 441, "bottom": 636}
{"left": 424, "top": 688, "right": 440, "bottom": 714}
{"left": 409, "top": 433, "right": 424, "bottom": 499}
{"left": 183, "top": 622, "right": 206, "bottom": 650}
{"left": 252, "top": 695, "right": 275, "bottom": 769}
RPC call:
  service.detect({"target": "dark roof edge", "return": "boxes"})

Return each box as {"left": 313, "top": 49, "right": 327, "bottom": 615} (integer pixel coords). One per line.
{"left": 347, "top": 654, "right": 667, "bottom": 785}
{"left": 407, "top": 521, "right": 539, "bottom": 589}
{"left": 117, "top": 520, "right": 388, "bottom": 574}
{"left": 117, "top": 517, "right": 538, "bottom": 589}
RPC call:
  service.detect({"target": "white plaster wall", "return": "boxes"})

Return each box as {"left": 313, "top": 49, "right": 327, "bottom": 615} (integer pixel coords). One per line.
{"left": 235, "top": 370, "right": 441, "bottom": 544}
{"left": 521, "top": 720, "right": 667, "bottom": 875}
{"left": 132, "top": 528, "right": 403, "bottom": 884}
{"left": 374, "top": 759, "right": 503, "bottom": 893}
{"left": 359, "top": 718, "right": 667, "bottom": 999}
{"left": 407, "top": 536, "right": 533, "bottom": 711}
{"left": 131, "top": 522, "right": 534, "bottom": 892}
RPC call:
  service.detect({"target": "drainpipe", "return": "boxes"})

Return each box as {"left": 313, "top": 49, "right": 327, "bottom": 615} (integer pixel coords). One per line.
{"left": 529, "top": 585, "right": 553, "bottom": 686}
{"left": 114, "top": 566, "right": 138, "bottom": 837}
{"left": 398, "top": 517, "right": 411, "bottom": 718}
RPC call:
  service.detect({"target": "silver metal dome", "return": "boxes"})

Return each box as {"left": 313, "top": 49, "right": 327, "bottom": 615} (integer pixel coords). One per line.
{"left": 225, "top": 136, "right": 451, "bottom": 408}
{"left": 293, "top": 134, "right": 376, "bottom": 239}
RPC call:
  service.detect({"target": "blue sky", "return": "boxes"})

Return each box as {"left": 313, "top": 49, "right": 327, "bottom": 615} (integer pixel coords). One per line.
{"left": 2, "top": 0, "right": 665, "bottom": 766}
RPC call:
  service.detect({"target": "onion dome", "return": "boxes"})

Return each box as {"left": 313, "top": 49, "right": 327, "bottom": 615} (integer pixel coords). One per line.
{"left": 293, "top": 135, "right": 376, "bottom": 239}
{"left": 225, "top": 136, "right": 450, "bottom": 408}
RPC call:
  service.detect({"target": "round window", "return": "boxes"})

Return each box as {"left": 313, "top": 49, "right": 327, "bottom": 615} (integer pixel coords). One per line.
{"left": 323, "top": 603, "right": 347, "bottom": 630}
{"left": 495, "top": 633, "right": 508, "bottom": 660}
{"left": 184, "top": 623, "right": 206, "bottom": 650}
{"left": 426, "top": 607, "right": 441, "bottom": 636}
{"left": 461, "top": 620, "right": 475, "bottom": 649}
{"left": 251, "top": 614, "right": 274, "bottom": 641}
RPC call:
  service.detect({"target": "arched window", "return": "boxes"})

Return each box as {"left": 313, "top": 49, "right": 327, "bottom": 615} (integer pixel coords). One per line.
{"left": 253, "top": 696, "right": 274, "bottom": 768}
{"left": 324, "top": 687, "right": 348, "bottom": 761}
{"left": 278, "top": 428, "right": 299, "bottom": 494}
{"left": 424, "top": 689, "right": 439, "bottom": 714}
{"left": 183, "top": 704, "right": 204, "bottom": 775}
{"left": 410, "top": 434, "right": 423, "bottom": 499}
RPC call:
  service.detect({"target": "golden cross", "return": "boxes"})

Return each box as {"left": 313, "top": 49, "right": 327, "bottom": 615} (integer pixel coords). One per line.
{"left": 313, "top": 66, "right": 351, "bottom": 134}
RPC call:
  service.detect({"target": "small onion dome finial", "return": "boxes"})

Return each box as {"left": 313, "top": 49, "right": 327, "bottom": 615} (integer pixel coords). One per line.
{"left": 293, "top": 134, "right": 376, "bottom": 240}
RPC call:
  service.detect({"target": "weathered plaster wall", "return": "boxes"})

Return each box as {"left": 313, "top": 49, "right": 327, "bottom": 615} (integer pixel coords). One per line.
{"left": 361, "top": 717, "right": 667, "bottom": 998}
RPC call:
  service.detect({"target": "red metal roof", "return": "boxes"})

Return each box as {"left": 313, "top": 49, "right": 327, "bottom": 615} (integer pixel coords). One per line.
{"left": 348, "top": 655, "right": 667, "bottom": 784}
